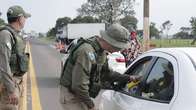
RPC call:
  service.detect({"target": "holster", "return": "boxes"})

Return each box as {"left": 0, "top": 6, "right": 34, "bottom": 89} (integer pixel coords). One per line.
{"left": 18, "top": 53, "right": 29, "bottom": 74}
{"left": 13, "top": 53, "right": 29, "bottom": 77}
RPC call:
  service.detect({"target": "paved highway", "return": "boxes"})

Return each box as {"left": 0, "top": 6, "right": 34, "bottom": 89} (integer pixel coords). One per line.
{"left": 28, "top": 39, "right": 63, "bottom": 110}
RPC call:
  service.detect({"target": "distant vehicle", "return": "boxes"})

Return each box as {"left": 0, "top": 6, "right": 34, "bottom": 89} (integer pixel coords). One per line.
{"left": 99, "top": 48, "right": 196, "bottom": 110}
{"left": 56, "top": 23, "right": 106, "bottom": 53}
{"left": 67, "top": 23, "right": 105, "bottom": 42}
{"left": 57, "top": 23, "right": 105, "bottom": 45}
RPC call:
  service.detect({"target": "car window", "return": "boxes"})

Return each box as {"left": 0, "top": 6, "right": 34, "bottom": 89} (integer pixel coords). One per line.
{"left": 125, "top": 56, "right": 152, "bottom": 76}
{"left": 121, "top": 56, "right": 152, "bottom": 94}
{"left": 141, "top": 58, "right": 174, "bottom": 102}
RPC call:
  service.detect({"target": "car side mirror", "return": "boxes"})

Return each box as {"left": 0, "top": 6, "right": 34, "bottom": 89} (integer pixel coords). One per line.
{"left": 112, "top": 82, "right": 127, "bottom": 91}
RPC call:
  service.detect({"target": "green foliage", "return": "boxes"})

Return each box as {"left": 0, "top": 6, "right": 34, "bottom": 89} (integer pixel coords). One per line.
{"left": 0, "top": 18, "right": 5, "bottom": 26}
{"left": 71, "top": 16, "right": 100, "bottom": 23}
{"left": 190, "top": 17, "right": 196, "bottom": 36}
{"left": 173, "top": 31, "right": 193, "bottom": 39}
{"left": 38, "top": 33, "right": 45, "bottom": 38}
{"left": 77, "top": 0, "right": 135, "bottom": 24}
{"left": 55, "top": 17, "right": 72, "bottom": 29}
{"left": 47, "top": 27, "right": 56, "bottom": 38}
{"left": 150, "top": 22, "right": 160, "bottom": 39}
{"left": 150, "top": 39, "right": 196, "bottom": 47}
{"left": 137, "top": 30, "right": 143, "bottom": 38}
{"left": 120, "top": 16, "right": 138, "bottom": 31}
{"left": 173, "top": 26, "right": 193, "bottom": 39}
{"left": 47, "top": 17, "right": 71, "bottom": 37}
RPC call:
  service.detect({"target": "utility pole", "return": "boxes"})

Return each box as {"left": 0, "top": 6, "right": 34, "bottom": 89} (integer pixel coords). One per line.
{"left": 143, "top": 0, "right": 150, "bottom": 51}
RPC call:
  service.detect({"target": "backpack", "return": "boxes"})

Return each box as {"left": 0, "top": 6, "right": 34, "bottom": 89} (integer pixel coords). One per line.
{"left": 60, "top": 37, "right": 102, "bottom": 98}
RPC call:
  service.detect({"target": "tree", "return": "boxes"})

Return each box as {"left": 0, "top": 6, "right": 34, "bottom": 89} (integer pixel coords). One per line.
{"left": 0, "top": 18, "right": 5, "bottom": 26}
{"left": 55, "top": 17, "right": 72, "bottom": 29}
{"left": 120, "top": 15, "right": 138, "bottom": 31}
{"left": 150, "top": 22, "right": 160, "bottom": 39}
{"left": 173, "top": 31, "right": 190, "bottom": 39}
{"left": 77, "top": 0, "right": 135, "bottom": 24}
{"left": 48, "top": 17, "right": 71, "bottom": 38}
{"left": 190, "top": 17, "right": 196, "bottom": 36}
{"left": 71, "top": 16, "right": 100, "bottom": 23}
{"left": 47, "top": 27, "right": 56, "bottom": 37}
{"left": 190, "top": 17, "right": 196, "bottom": 45}
{"left": 173, "top": 27, "right": 193, "bottom": 39}
{"left": 180, "top": 27, "right": 191, "bottom": 33}
{"left": 38, "top": 33, "right": 45, "bottom": 38}
{"left": 161, "top": 20, "right": 173, "bottom": 39}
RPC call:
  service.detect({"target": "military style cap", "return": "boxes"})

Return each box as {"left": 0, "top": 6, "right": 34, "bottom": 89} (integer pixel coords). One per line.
{"left": 100, "top": 23, "right": 130, "bottom": 50}
{"left": 7, "top": 5, "right": 31, "bottom": 18}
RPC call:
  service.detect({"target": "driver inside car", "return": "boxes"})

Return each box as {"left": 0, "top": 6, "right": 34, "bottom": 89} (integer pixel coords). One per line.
{"left": 142, "top": 62, "right": 174, "bottom": 101}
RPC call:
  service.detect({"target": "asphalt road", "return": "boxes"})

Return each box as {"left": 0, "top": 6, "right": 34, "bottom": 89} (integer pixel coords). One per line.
{"left": 29, "top": 39, "right": 63, "bottom": 110}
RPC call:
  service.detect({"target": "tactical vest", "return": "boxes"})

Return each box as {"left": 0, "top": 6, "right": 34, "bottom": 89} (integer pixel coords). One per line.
{"left": 0, "top": 25, "right": 29, "bottom": 76}
{"left": 60, "top": 37, "right": 105, "bottom": 98}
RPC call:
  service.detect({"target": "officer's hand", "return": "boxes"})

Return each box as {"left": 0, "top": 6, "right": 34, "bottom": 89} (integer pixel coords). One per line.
{"left": 129, "top": 75, "right": 142, "bottom": 83}
{"left": 7, "top": 92, "right": 19, "bottom": 105}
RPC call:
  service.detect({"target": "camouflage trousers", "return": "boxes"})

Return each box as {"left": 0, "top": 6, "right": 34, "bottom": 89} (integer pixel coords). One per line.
{"left": 59, "top": 85, "right": 88, "bottom": 110}
{"left": 13, "top": 76, "right": 23, "bottom": 97}
{"left": 13, "top": 76, "right": 24, "bottom": 110}
{"left": 0, "top": 82, "right": 20, "bottom": 110}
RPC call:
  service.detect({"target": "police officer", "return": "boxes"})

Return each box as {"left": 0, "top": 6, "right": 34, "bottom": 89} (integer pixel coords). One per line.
{"left": 0, "top": 5, "right": 30, "bottom": 110}
{"left": 59, "top": 24, "right": 141, "bottom": 110}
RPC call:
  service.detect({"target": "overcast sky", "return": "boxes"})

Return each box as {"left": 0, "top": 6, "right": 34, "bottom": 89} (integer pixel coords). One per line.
{"left": 0, "top": 0, "right": 196, "bottom": 34}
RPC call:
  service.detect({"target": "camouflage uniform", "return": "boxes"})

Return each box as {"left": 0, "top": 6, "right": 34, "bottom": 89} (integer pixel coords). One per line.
{"left": 0, "top": 25, "right": 20, "bottom": 110}
{"left": 60, "top": 24, "right": 131, "bottom": 110}
{"left": 0, "top": 5, "right": 30, "bottom": 110}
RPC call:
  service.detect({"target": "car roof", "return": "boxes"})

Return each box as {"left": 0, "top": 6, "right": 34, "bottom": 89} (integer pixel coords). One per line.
{"left": 149, "top": 47, "right": 196, "bottom": 67}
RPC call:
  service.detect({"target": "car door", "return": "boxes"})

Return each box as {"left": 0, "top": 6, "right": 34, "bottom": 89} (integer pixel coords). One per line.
{"left": 138, "top": 51, "right": 178, "bottom": 110}
{"left": 109, "top": 56, "right": 155, "bottom": 110}
{"left": 109, "top": 52, "right": 178, "bottom": 110}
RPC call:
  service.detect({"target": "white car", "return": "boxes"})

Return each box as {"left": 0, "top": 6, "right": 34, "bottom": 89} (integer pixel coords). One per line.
{"left": 99, "top": 48, "right": 196, "bottom": 110}
{"left": 107, "top": 52, "right": 126, "bottom": 74}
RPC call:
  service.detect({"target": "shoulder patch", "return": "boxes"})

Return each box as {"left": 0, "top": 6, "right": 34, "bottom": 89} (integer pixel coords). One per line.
{"left": 6, "top": 42, "right": 12, "bottom": 50}
{"left": 88, "top": 52, "right": 96, "bottom": 61}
